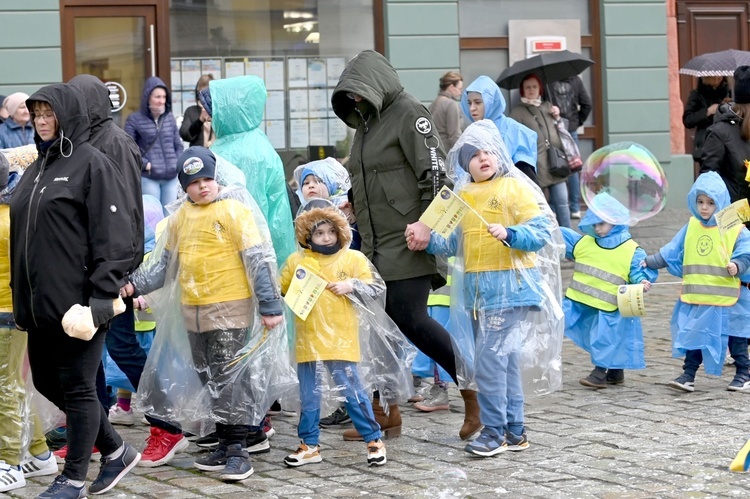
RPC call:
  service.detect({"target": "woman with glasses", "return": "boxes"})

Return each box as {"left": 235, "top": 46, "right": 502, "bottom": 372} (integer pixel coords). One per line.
{"left": 10, "top": 83, "right": 140, "bottom": 498}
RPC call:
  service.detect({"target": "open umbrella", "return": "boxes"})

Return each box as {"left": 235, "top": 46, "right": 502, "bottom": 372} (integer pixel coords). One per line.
{"left": 496, "top": 50, "right": 594, "bottom": 90}
{"left": 680, "top": 49, "right": 750, "bottom": 77}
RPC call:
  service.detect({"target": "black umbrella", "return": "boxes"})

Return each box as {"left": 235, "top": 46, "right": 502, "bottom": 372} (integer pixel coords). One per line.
{"left": 679, "top": 49, "right": 750, "bottom": 77}
{"left": 496, "top": 50, "right": 594, "bottom": 90}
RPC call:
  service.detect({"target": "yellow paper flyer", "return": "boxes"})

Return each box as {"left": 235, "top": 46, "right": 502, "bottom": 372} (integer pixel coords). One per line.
{"left": 283, "top": 264, "right": 328, "bottom": 321}
{"left": 419, "top": 186, "right": 471, "bottom": 238}
{"left": 617, "top": 284, "right": 645, "bottom": 317}
{"left": 715, "top": 198, "right": 750, "bottom": 236}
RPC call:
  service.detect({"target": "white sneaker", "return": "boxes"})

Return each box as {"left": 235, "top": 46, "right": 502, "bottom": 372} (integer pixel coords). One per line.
{"left": 21, "top": 452, "right": 58, "bottom": 477}
{"left": 571, "top": 211, "right": 582, "bottom": 219}
{"left": 408, "top": 379, "right": 431, "bottom": 403}
{"left": 284, "top": 442, "right": 322, "bottom": 467}
{"left": 0, "top": 462, "right": 25, "bottom": 492}
{"left": 414, "top": 384, "right": 450, "bottom": 412}
{"left": 108, "top": 404, "right": 135, "bottom": 426}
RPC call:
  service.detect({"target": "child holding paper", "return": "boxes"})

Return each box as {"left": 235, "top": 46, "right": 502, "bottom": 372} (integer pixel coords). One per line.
{"left": 426, "top": 119, "right": 557, "bottom": 457}
{"left": 560, "top": 192, "right": 657, "bottom": 389}
{"left": 643, "top": 172, "right": 750, "bottom": 392}
{"left": 122, "top": 147, "right": 285, "bottom": 481}
{"left": 279, "top": 200, "right": 388, "bottom": 467}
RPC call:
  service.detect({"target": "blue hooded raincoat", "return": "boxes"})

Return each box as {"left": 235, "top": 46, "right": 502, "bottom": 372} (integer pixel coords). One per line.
{"left": 460, "top": 76, "right": 538, "bottom": 169}
{"left": 645, "top": 172, "right": 750, "bottom": 375}
{"left": 208, "top": 76, "right": 296, "bottom": 267}
{"left": 561, "top": 194, "right": 657, "bottom": 369}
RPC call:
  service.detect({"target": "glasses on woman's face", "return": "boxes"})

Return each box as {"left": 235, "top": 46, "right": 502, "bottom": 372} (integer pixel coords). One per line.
{"left": 33, "top": 111, "right": 55, "bottom": 122}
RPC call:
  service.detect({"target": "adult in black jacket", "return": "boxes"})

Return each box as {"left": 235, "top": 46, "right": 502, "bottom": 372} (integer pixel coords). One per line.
{"left": 179, "top": 74, "right": 214, "bottom": 147}
{"left": 10, "top": 83, "right": 140, "bottom": 496}
{"left": 700, "top": 67, "right": 750, "bottom": 205}
{"left": 683, "top": 76, "right": 730, "bottom": 165}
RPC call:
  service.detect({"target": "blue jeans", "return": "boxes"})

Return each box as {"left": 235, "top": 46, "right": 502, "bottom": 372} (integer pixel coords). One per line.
{"left": 474, "top": 308, "right": 526, "bottom": 436}
{"left": 547, "top": 181, "right": 571, "bottom": 228}
{"left": 297, "top": 361, "right": 381, "bottom": 445}
{"left": 141, "top": 176, "right": 179, "bottom": 207}
{"left": 567, "top": 131, "right": 580, "bottom": 214}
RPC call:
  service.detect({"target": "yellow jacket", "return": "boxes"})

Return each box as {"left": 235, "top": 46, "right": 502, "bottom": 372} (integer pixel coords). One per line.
{"left": 281, "top": 249, "right": 374, "bottom": 363}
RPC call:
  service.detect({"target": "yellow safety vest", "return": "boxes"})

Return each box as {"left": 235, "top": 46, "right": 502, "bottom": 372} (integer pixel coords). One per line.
{"left": 428, "top": 273, "right": 452, "bottom": 307}
{"left": 566, "top": 236, "right": 638, "bottom": 312}
{"left": 681, "top": 218, "right": 740, "bottom": 306}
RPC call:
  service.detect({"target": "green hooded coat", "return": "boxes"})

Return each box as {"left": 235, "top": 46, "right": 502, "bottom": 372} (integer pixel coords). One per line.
{"left": 331, "top": 51, "right": 446, "bottom": 281}
{"left": 209, "top": 76, "right": 296, "bottom": 267}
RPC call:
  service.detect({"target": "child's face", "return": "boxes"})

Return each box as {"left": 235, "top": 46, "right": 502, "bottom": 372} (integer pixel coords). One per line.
{"left": 468, "top": 149, "right": 499, "bottom": 182}
{"left": 302, "top": 174, "right": 329, "bottom": 201}
{"left": 311, "top": 221, "right": 338, "bottom": 247}
{"left": 593, "top": 222, "right": 614, "bottom": 237}
{"left": 696, "top": 193, "right": 717, "bottom": 220}
{"left": 186, "top": 177, "right": 219, "bottom": 205}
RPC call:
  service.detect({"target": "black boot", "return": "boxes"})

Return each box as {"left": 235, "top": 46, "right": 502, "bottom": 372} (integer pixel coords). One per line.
{"left": 579, "top": 367, "right": 607, "bottom": 389}
{"left": 606, "top": 369, "right": 625, "bottom": 385}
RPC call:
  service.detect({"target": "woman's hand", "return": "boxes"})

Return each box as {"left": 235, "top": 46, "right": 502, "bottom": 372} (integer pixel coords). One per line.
{"left": 144, "top": 162, "right": 151, "bottom": 172}
{"left": 405, "top": 221, "right": 431, "bottom": 251}
{"left": 707, "top": 103, "right": 719, "bottom": 116}
{"left": 641, "top": 279, "right": 652, "bottom": 292}
{"left": 261, "top": 314, "right": 283, "bottom": 329}
{"left": 327, "top": 280, "right": 354, "bottom": 296}
{"left": 728, "top": 262, "right": 739, "bottom": 276}
{"left": 120, "top": 282, "right": 135, "bottom": 298}
{"left": 488, "top": 223, "right": 508, "bottom": 242}
{"left": 339, "top": 201, "right": 356, "bottom": 224}
{"left": 551, "top": 105, "right": 561, "bottom": 120}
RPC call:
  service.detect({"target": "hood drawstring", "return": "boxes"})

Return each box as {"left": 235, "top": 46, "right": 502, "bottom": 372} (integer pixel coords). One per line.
{"left": 59, "top": 128, "right": 73, "bottom": 158}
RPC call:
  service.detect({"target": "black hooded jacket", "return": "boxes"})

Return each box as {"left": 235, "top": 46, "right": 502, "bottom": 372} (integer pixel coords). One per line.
{"left": 700, "top": 102, "right": 750, "bottom": 203}
{"left": 69, "top": 74, "right": 144, "bottom": 273}
{"left": 10, "top": 83, "right": 135, "bottom": 330}
{"left": 683, "top": 78, "right": 730, "bottom": 162}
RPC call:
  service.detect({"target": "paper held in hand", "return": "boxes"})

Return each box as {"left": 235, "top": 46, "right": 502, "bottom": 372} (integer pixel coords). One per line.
{"left": 617, "top": 284, "right": 646, "bottom": 317}
{"left": 283, "top": 264, "right": 328, "bottom": 320}
{"left": 715, "top": 198, "right": 750, "bottom": 236}
{"left": 419, "top": 186, "right": 488, "bottom": 238}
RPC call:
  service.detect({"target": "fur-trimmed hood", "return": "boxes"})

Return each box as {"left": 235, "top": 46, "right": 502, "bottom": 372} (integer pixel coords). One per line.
{"left": 295, "top": 205, "right": 352, "bottom": 249}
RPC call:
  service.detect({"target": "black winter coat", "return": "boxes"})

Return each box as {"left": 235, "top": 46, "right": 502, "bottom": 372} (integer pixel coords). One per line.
{"left": 69, "top": 74, "right": 144, "bottom": 274}
{"left": 700, "top": 103, "right": 750, "bottom": 204}
{"left": 683, "top": 78, "right": 730, "bottom": 162}
{"left": 10, "top": 83, "right": 134, "bottom": 330}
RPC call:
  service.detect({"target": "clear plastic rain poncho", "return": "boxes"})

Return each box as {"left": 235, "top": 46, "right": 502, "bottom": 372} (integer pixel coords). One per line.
{"left": 428, "top": 119, "right": 565, "bottom": 396}
{"left": 132, "top": 163, "right": 296, "bottom": 435}
{"left": 293, "top": 157, "right": 351, "bottom": 210}
{"left": 280, "top": 200, "right": 416, "bottom": 416}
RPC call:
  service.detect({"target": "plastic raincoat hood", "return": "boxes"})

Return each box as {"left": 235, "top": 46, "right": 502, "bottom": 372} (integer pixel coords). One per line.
{"left": 210, "top": 76, "right": 265, "bottom": 137}
{"left": 688, "top": 171, "right": 731, "bottom": 226}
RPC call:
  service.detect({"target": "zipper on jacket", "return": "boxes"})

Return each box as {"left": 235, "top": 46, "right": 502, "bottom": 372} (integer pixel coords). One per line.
{"left": 24, "top": 154, "right": 49, "bottom": 328}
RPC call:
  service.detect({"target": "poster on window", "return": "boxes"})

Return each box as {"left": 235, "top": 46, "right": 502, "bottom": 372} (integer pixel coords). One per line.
{"left": 329, "top": 118, "right": 348, "bottom": 143}
{"left": 288, "top": 58, "right": 308, "bottom": 88}
{"left": 180, "top": 60, "right": 201, "bottom": 91}
{"left": 308, "top": 89, "right": 328, "bottom": 118}
{"left": 327, "top": 57, "right": 346, "bottom": 86}
{"left": 264, "top": 60, "right": 284, "bottom": 90}
{"left": 289, "top": 89, "right": 309, "bottom": 119}
{"left": 307, "top": 59, "right": 326, "bottom": 87}
{"left": 225, "top": 60, "right": 245, "bottom": 78}
{"left": 309, "top": 119, "right": 329, "bottom": 146}
{"left": 201, "top": 59, "right": 222, "bottom": 78}
{"left": 265, "top": 120, "right": 286, "bottom": 150}
{"left": 265, "top": 90, "right": 285, "bottom": 121}
{"left": 171, "top": 60, "right": 182, "bottom": 92}
{"left": 290, "top": 119, "right": 309, "bottom": 148}
{"left": 246, "top": 60, "right": 265, "bottom": 80}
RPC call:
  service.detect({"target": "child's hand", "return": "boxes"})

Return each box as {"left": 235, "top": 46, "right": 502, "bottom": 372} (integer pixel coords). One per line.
{"left": 261, "top": 315, "right": 283, "bottom": 329}
{"left": 640, "top": 260, "right": 647, "bottom": 268}
{"left": 327, "top": 280, "right": 354, "bottom": 296}
{"left": 488, "top": 223, "right": 508, "bottom": 241}
{"left": 641, "top": 280, "right": 652, "bottom": 292}
{"left": 134, "top": 296, "right": 149, "bottom": 311}
{"left": 120, "top": 282, "right": 135, "bottom": 298}
{"left": 728, "top": 262, "right": 739, "bottom": 276}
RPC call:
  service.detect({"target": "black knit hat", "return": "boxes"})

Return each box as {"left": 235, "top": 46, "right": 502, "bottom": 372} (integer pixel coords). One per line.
{"left": 177, "top": 146, "right": 216, "bottom": 191}
{"left": 734, "top": 66, "right": 750, "bottom": 104}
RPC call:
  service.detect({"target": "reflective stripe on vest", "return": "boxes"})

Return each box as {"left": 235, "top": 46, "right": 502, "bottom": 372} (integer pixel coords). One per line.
{"left": 681, "top": 218, "right": 740, "bottom": 306}
{"left": 565, "top": 236, "right": 638, "bottom": 312}
{"left": 428, "top": 261, "right": 453, "bottom": 307}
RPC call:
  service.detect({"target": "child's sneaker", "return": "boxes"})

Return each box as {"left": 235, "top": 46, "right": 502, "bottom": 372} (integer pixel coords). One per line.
{"left": 21, "top": 451, "right": 58, "bottom": 477}
{"left": 319, "top": 407, "right": 352, "bottom": 427}
{"left": 263, "top": 416, "right": 276, "bottom": 439}
{"left": 219, "top": 444, "right": 253, "bottom": 482}
{"left": 194, "top": 445, "right": 227, "bottom": 471}
{"left": 139, "top": 426, "right": 189, "bottom": 467}
{"left": 668, "top": 373, "right": 695, "bottom": 392}
{"left": 605, "top": 369, "right": 625, "bottom": 385}
{"left": 284, "top": 442, "right": 323, "bottom": 467}
{"left": 408, "top": 378, "right": 431, "bottom": 403}
{"left": 54, "top": 445, "right": 100, "bottom": 463}
{"left": 108, "top": 405, "right": 134, "bottom": 426}
{"left": 414, "top": 384, "right": 450, "bottom": 412}
{"left": 727, "top": 372, "right": 750, "bottom": 392}
{"left": 464, "top": 429, "right": 507, "bottom": 457}
{"left": 195, "top": 432, "right": 220, "bottom": 450}
{"left": 0, "top": 463, "right": 25, "bottom": 492}
{"left": 45, "top": 426, "right": 67, "bottom": 451}
{"left": 579, "top": 368, "right": 607, "bottom": 389}
{"left": 366, "top": 439, "right": 387, "bottom": 466}
{"left": 37, "top": 474, "right": 86, "bottom": 498}
{"left": 245, "top": 430, "right": 271, "bottom": 455}
{"left": 506, "top": 431, "right": 530, "bottom": 452}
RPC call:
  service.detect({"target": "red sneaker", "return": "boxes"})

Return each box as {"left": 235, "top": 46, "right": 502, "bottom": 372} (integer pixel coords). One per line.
{"left": 263, "top": 416, "right": 275, "bottom": 439}
{"left": 53, "top": 445, "right": 100, "bottom": 463}
{"left": 138, "top": 426, "right": 189, "bottom": 468}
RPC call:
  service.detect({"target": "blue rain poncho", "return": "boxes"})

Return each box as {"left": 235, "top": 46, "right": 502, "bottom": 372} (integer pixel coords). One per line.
{"left": 561, "top": 193, "right": 657, "bottom": 369}
{"left": 208, "top": 76, "right": 296, "bottom": 268}
{"left": 460, "top": 76, "right": 538, "bottom": 169}
{"left": 645, "top": 172, "right": 750, "bottom": 375}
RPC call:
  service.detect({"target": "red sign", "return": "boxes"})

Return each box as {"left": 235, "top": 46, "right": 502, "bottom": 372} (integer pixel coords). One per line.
{"left": 533, "top": 40, "right": 563, "bottom": 52}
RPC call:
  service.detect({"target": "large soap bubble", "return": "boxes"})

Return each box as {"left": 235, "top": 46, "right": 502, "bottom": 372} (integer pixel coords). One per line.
{"left": 580, "top": 142, "right": 668, "bottom": 225}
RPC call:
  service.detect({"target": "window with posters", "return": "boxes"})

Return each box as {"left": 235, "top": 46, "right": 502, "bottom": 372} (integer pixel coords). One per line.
{"left": 168, "top": 0, "right": 375, "bottom": 156}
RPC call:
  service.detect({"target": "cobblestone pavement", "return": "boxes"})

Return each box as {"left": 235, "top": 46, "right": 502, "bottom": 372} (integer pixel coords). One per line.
{"left": 8, "top": 209, "right": 750, "bottom": 498}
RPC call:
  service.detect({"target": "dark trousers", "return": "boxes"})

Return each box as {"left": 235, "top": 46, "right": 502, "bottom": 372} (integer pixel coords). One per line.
{"left": 683, "top": 336, "right": 750, "bottom": 377}
{"left": 385, "top": 275, "right": 458, "bottom": 382}
{"left": 27, "top": 324, "right": 122, "bottom": 481}
{"left": 96, "top": 301, "right": 182, "bottom": 434}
